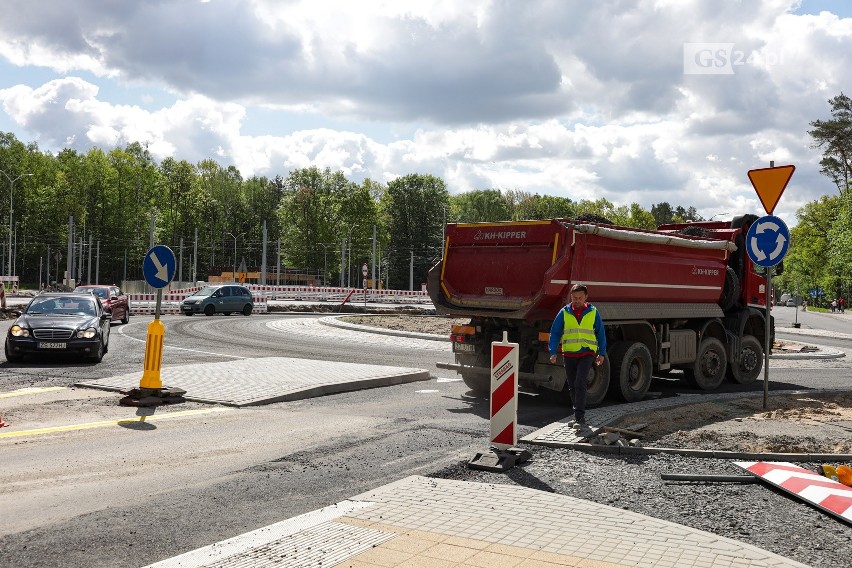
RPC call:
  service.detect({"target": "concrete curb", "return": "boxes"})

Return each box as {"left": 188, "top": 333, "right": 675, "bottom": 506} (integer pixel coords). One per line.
{"left": 548, "top": 442, "right": 852, "bottom": 462}
{"left": 523, "top": 388, "right": 852, "bottom": 461}
{"left": 776, "top": 325, "right": 852, "bottom": 341}
{"left": 318, "top": 315, "right": 449, "bottom": 342}
{"left": 770, "top": 342, "right": 845, "bottom": 360}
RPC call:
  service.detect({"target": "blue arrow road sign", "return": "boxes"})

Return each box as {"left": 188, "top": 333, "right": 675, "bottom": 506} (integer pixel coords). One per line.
{"left": 143, "top": 245, "right": 176, "bottom": 289}
{"left": 746, "top": 215, "right": 790, "bottom": 268}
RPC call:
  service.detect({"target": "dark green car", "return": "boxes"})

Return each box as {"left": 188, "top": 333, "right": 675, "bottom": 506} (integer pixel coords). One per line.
{"left": 181, "top": 285, "right": 254, "bottom": 316}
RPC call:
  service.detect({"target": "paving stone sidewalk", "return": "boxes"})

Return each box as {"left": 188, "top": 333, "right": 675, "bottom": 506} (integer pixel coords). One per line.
{"left": 146, "top": 475, "right": 809, "bottom": 568}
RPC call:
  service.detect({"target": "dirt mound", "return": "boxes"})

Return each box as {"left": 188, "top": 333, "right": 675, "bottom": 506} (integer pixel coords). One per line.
{"left": 615, "top": 393, "right": 852, "bottom": 454}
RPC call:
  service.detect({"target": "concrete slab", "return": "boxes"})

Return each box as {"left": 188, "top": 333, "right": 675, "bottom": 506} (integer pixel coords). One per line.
{"left": 75, "top": 357, "right": 430, "bottom": 407}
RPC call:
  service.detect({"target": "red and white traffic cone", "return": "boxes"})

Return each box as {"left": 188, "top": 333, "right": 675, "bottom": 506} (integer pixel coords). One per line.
{"left": 0, "top": 415, "right": 8, "bottom": 428}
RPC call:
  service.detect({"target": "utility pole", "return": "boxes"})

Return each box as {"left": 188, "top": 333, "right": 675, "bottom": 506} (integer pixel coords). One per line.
{"left": 372, "top": 225, "right": 376, "bottom": 289}
{"left": 87, "top": 233, "right": 93, "bottom": 284}
{"left": 261, "top": 220, "right": 268, "bottom": 285}
{"left": 340, "top": 239, "right": 345, "bottom": 287}
{"left": 46, "top": 244, "right": 50, "bottom": 287}
{"left": 178, "top": 237, "right": 184, "bottom": 286}
{"left": 276, "top": 238, "right": 281, "bottom": 286}
{"left": 193, "top": 227, "right": 198, "bottom": 284}
{"left": 410, "top": 249, "right": 414, "bottom": 291}
{"left": 66, "top": 216, "right": 74, "bottom": 287}
{"left": 95, "top": 241, "right": 100, "bottom": 283}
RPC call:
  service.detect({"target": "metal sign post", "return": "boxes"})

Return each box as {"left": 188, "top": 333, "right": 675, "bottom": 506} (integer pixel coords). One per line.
{"left": 120, "top": 245, "right": 185, "bottom": 407}
{"left": 362, "top": 263, "right": 368, "bottom": 308}
{"left": 746, "top": 215, "right": 791, "bottom": 411}
{"left": 764, "top": 266, "right": 772, "bottom": 410}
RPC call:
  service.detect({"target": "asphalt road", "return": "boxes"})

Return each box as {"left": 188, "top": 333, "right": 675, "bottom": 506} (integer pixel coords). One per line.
{"left": 0, "top": 311, "right": 849, "bottom": 567}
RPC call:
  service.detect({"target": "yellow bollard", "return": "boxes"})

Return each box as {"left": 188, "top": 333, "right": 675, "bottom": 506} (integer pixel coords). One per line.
{"left": 139, "top": 319, "right": 165, "bottom": 389}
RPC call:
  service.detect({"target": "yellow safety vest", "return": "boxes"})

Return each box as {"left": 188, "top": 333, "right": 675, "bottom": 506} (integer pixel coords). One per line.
{"left": 561, "top": 307, "right": 598, "bottom": 354}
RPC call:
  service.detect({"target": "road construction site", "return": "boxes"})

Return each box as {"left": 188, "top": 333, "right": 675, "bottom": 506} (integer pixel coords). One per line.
{"left": 1, "top": 305, "right": 850, "bottom": 567}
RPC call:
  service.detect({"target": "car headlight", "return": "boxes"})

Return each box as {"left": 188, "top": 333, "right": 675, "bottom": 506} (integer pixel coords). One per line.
{"left": 10, "top": 325, "right": 29, "bottom": 337}
{"left": 77, "top": 327, "right": 97, "bottom": 339}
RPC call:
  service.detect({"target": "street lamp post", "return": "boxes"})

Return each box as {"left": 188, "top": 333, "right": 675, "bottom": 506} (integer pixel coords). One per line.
{"left": 318, "top": 243, "right": 329, "bottom": 287}
{"left": 346, "top": 223, "right": 358, "bottom": 287}
{"left": 225, "top": 232, "right": 244, "bottom": 281}
{"left": 0, "top": 170, "right": 33, "bottom": 278}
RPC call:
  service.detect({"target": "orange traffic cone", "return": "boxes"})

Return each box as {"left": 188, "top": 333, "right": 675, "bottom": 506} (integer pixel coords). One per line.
{"left": 0, "top": 415, "right": 7, "bottom": 428}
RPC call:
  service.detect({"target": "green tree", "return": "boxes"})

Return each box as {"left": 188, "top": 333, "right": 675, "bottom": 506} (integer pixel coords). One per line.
{"left": 451, "top": 190, "right": 511, "bottom": 222}
{"left": 778, "top": 196, "right": 840, "bottom": 303}
{"left": 381, "top": 174, "right": 448, "bottom": 290}
{"left": 809, "top": 93, "right": 852, "bottom": 197}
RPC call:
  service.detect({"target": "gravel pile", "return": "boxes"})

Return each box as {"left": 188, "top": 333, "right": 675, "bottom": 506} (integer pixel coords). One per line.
{"left": 430, "top": 448, "right": 851, "bottom": 567}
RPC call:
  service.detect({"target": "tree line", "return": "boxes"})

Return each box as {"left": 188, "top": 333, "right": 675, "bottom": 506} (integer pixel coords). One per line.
{"left": 0, "top": 132, "right": 707, "bottom": 290}
{"left": 776, "top": 93, "right": 852, "bottom": 304}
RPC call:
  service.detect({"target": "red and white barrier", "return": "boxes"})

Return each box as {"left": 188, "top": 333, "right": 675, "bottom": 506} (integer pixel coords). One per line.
{"left": 128, "top": 284, "right": 431, "bottom": 315}
{"left": 490, "top": 332, "right": 519, "bottom": 449}
{"left": 737, "top": 461, "right": 852, "bottom": 524}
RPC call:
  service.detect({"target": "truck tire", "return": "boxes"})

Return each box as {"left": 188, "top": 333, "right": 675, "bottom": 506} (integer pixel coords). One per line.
{"left": 607, "top": 341, "right": 653, "bottom": 403}
{"left": 683, "top": 337, "right": 727, "bottom": 390}
{"left": 460, "top": 372, "right": 490, "bottom": 395}
{"left": 727, "top": 334, "right": 763, "bottom": 384}
{"left": 456, "top": 353, "right": 490, "bottom": 395}
{"left": 550, "top": 356, "right": 610, "bottom": 407}
{"left": 719, "top": 267, "right": 740, "bottom": 312}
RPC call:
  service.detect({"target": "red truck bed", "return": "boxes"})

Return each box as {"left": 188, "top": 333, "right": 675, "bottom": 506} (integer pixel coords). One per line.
{"left": 429, "top": 219, "right": 737, "bottom": 322}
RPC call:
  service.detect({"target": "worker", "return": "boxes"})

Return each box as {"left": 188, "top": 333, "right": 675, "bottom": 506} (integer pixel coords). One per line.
{"left": 548, "top": 284, "right": 607, "bottom": 425}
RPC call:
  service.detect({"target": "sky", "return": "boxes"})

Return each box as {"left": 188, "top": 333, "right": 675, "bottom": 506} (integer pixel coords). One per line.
{"left": 0, "top": 0, "right": 850, "bottom": 225}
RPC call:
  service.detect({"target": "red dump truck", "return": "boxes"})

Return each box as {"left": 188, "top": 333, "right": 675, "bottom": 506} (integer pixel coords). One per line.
{"left": 427, "top": 214, "right": 773, "bottom": 405}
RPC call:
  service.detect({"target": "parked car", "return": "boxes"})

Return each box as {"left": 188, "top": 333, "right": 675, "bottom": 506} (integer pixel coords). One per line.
{"left": 181, "top": 285, "right": 254, "bottom": 316}
{"left": 74, "top": 285, "right": 130, "bottom": 324}
{"left": 785, "top": 298, "right": 796, "bottom": 307}
{"left": 5, "top": 293, "right": 111, "bottom": 363}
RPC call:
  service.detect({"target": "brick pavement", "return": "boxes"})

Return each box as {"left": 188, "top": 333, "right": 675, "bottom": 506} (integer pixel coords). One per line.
{"left": 146, "top": 476, "right": 810, "bottom": 568}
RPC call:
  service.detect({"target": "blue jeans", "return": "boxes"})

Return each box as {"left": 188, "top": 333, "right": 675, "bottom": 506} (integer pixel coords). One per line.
{"left": 563, "top": 355, "right": 595, "bottom": 422}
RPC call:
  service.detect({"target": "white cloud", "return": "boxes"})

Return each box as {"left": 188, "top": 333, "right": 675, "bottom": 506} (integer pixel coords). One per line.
{"left": 0, "top": 0, "right": 849, "bottom": 225}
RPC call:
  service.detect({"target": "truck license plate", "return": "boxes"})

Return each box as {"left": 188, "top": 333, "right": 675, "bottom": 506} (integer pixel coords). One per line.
{"left": 39, "top": 342, "right": 67, "bottom": 349}
{"left": 453, "top": 342, "right": 476, "bottom": 353}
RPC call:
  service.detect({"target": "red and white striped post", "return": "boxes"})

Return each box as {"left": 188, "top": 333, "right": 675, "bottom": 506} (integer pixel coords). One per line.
{"left": 490, "top": 331, "right": 519, "bottom": 449}
{"left": 468, "top": 331, "right": 531, "bottom": 472}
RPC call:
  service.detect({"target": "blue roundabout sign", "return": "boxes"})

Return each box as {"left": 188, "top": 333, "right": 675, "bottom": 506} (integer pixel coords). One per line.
{"left": 745, "top": 215, "right": 790, "bottom": 268}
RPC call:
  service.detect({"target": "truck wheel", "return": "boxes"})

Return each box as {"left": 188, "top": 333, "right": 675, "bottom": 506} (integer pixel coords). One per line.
{"left": 684, "top": 337, "right": 727, "bottom": 390}
{"left": 549, "top": 357, "right": 610, "bottom": 407}
{"left": 460, "top": 372, "right": 491, "bottom": 395}
{"left": 585, "top": 356, "right": 610, "bottom": 406}
{"left": 719, "top": 267, "right": 740, "bottom": 312}
{"left": 456, "top": 353, "right": 491, "bottom": 396}
{"left": 728, "top": 334, "right": 763, "bottom": 384}
{"left": 607, "top": 341, "right": 653, "bottom": 403}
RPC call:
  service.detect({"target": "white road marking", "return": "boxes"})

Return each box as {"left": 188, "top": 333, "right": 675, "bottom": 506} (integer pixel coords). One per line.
{"left": 415, "top": 389, "right": 440, "bottom": 393}
{"left": 117, "top": 323, "right": 246, "bottom": 359}
{"left": 436, "top": 377, "right": 462, "bottom": 383}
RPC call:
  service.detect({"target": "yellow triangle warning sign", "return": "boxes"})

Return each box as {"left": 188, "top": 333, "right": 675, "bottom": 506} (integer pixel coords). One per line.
{"left": 748, "top": 165, "right": 795, "bottom": 215}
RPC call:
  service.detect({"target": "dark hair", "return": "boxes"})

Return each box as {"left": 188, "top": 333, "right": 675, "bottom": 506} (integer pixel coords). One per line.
{"left": 570, "top": 284, "right": 588, "bottom": 294}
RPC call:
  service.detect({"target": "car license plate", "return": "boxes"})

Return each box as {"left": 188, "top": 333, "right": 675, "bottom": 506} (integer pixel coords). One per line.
{"left": 39, "top": 342, "right": 67, "bottom": 349}
{"left": 453, "top": 342, "right": 476, "bottom": 353}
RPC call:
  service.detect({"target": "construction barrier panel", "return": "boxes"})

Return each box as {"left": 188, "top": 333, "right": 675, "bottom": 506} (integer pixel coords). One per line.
{"left": 737, "top": 461, "right": 852, "bottom": 525}
{"left": 490, "top": 332, "right": 519, "bottom": 450}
